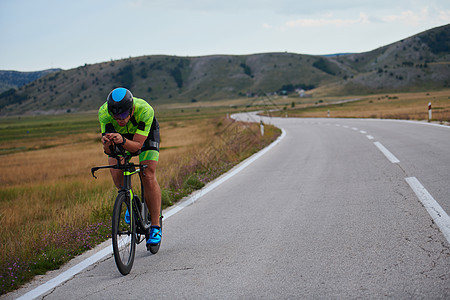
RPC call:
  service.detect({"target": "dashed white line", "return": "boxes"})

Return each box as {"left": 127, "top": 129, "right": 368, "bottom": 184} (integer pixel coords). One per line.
{"left": 406, "top": 177, "right": 450, "bottom": 244}
{"left": 316, "top": 120, "right": 449, "bottom": 244}
{"left": 373, "top": 141, "right": 400, "bottom": 163}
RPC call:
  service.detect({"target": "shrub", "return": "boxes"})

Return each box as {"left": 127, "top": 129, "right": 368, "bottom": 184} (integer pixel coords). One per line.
{"left": 312, "top": 58, "right": 336, "bottom": 75}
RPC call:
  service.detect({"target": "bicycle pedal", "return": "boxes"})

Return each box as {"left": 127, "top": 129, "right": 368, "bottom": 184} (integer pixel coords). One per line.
{"left": 147, "top": 242, "right": 160, "bottom": 254}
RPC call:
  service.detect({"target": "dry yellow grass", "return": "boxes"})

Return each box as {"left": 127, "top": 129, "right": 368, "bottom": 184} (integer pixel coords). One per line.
{"left": 0, "top": 118, "right": 213, "bottom": 234}
{"left": 1, "top": 139, "right": 102, "bottom": 187}
{"left": 286, "top": 90, "right": 450, "bottom": 122}
{"left": 0, "top": 138, "right": 111, "bottom": 258}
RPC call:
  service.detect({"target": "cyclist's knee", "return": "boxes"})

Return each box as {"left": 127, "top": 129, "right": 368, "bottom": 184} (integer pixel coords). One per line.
{"left": 141, "top": 160, "right": 157, "bottom": 176}
{"left": 143, "top": 172, "right": 159, "bottom": 192}
{"left": 142, "top": 169, "right": 157, "bottom": 185}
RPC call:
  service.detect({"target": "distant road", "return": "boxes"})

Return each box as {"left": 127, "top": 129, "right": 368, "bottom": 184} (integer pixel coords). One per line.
{"left": 13, "top": 115, "right": 450, "bottom": 299}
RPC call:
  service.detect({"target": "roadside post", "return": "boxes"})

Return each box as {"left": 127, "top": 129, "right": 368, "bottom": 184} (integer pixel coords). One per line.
{"left": 428, "top": 102, "right": 432, "bottom": 122}
{"left": 260, "top": 120, "right": 264, "bottom": 136}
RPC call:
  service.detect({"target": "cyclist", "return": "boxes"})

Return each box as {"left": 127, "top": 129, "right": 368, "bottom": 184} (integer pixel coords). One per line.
{"left": 98, "top": 87, "right": 162, "bottom": 249}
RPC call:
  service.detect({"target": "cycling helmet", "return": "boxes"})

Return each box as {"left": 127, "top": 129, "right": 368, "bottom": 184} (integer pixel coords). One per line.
{"left": 107, "top": 87, "right": 133, "bottom": 118}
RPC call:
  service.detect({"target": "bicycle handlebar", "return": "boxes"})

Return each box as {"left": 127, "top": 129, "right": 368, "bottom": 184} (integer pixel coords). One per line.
{"left": 91, "top": 143, "right": 146, "bottom": 179}
{"left": 108, "top": 143, "right": 141, "bottom": 159}
{"left": 91, "top": 162, "right": 148, "bottom": 179}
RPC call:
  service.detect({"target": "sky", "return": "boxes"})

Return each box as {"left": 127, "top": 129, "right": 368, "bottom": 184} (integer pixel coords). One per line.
{"left": 1, "top": 0, "right": 449, "bottom": 72}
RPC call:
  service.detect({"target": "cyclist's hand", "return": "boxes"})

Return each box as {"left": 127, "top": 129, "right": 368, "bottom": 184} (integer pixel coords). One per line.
{"left": 102, "top": 135, "right": 113, "bottom": 146}
{"left": 106, "top": 133, "right": 124, "bottom": 145}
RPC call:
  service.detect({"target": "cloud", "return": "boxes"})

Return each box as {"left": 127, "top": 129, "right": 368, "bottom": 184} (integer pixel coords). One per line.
{"left": 382, "top": 8, "right": 429, "bottom": 26}
{"left": 381, "top": 7, "right": 450, "bottom": 26}
{"left": 438, "top": 10, "right": 450, "bottom": 22}
{"left": 286, "top": 12, "right": 369, "bottom": 28}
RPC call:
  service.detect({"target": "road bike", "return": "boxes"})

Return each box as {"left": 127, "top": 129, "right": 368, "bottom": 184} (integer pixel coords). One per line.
{"left": 91, "top": 147, "right": 162, "bottom": 275}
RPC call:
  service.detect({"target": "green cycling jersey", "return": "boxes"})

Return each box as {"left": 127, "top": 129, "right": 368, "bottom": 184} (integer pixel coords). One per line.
{"left": 98, "top": 97, "right": 155, "bottom": 138}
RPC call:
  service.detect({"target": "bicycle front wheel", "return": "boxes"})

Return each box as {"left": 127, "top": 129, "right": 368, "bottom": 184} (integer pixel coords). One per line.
{"left": 112, "top": 193, "right": 136, "bottom": 275}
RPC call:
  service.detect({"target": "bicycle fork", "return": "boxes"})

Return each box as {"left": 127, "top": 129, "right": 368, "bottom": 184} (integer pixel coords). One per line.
{"left": 122, "top": 169, "right": 151, "bottom": 235}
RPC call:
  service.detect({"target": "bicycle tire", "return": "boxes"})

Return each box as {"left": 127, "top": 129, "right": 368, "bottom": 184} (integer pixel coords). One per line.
{"left": 112, "top": 192, "right": 136, "bottom": 275}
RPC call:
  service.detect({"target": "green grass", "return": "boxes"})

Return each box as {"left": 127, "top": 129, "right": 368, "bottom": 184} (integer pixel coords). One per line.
{"left": 0, "top": 112, "right": 99, "bottom": 142}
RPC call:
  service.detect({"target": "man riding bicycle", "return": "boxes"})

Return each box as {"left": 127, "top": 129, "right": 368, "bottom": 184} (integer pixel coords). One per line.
{"left": 98, "top": 87, "right": 161, "bottom": 249}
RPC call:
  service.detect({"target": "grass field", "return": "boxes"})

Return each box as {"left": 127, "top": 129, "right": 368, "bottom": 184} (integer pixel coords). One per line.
{"left": 167, "top": 89, "right": 450, "bottom": 124}
{"left": 0, "top": 107, "right": 280, "bottom": 295}
{"left": 1, "top": 88, "right": 448, "bottom": 295}
{"left": 283, "top": 89, "right": 450, "bottom": 123}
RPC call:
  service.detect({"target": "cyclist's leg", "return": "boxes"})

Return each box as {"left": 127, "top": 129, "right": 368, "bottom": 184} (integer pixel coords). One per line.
{"left": 139, "top": 151, "right": 161, "bottom": 227}
{"left": 139, "top": 123, "right": 161, "bottom": 228}
{"left": 108, "top": 156, "right": 124, "bottom": 189}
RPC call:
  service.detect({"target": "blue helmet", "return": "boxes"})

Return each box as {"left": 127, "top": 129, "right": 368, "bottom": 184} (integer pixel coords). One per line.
{"left": 107, "top": 87, "right": 133, "bottom": 117}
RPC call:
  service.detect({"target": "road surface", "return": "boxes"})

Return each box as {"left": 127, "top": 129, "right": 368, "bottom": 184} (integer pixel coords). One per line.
{"left": 11, "top": 115, "right": 450, "bottom": 299}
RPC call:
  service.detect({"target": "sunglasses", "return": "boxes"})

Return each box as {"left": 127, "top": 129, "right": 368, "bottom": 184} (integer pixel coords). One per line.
{"left": 113, "top": 110, "right": 130, "bottom": 120}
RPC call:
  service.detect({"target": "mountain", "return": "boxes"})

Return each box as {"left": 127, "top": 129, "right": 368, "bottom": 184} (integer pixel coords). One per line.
{"left": 0, "top": 69, "right": 61, "bottom": 93}
{"left": 0, "top": 53, "right": 340, "bottom": 115}
{"left": 322, "top": 23, "right": 450, "bottom": 95}
{"left": 0, "top": 24, "right": 449, "bottom": 115}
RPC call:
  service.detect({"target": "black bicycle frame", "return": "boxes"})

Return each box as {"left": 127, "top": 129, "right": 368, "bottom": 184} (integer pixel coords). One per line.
{"left": 91, "top": 152, "right": 150, "bottom": 234}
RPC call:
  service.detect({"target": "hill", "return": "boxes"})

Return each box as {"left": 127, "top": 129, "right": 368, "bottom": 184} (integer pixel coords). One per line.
{"left": 0, "top": 53, "right": 341, "bottom": 115}
{"left": 0, "top": 69, "right": 61, "bottom": 93}
{"left": 0, "top": 24, "right": 449, "bottom": 115}
{"left": 321, "top": 24, "right": 450, "bottom": 95}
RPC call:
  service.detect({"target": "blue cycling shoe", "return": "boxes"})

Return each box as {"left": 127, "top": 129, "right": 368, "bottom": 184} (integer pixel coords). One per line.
{"left": 147, "top": 226, "right": 162, "bottom": 245}
{"left": 124, "top": 209, "right": 130, "bottom": 224}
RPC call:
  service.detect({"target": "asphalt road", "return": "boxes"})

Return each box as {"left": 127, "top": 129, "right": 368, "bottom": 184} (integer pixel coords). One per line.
{"left": 11, "top": 115, "right": 450, "bottom": 299}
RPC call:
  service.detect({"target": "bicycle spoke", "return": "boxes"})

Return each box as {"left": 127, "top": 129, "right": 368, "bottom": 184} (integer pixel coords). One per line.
{"left": 112, "top": 193, "right": 136, "bottom": 275}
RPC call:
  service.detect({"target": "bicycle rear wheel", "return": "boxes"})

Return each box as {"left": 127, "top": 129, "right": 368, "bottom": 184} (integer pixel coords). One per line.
{"left": 112, "top": 193, "right": 136, "bottom": 275}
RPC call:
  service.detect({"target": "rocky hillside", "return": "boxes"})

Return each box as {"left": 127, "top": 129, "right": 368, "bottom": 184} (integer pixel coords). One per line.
{"left": 325, "top": 24, "right": 450, "bottom": 94}
{"left": 0, "top": 24, "right": 448, "bottom": 115}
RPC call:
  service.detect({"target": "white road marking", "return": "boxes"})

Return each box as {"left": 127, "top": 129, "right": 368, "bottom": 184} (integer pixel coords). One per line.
{"left": 360, "top": 130, "right": 367, "bottom": 134}
{"left": 406, "top": 177, "right": 450, "bottom": 244}
{"left": 366, "top": 135, "right": 374, "bottom": 140}
{"left": 17, "top": 246, "right": 112, "bottom": 300}
{"left": 373, "top": 141, "right": 400, "bottom": 163}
